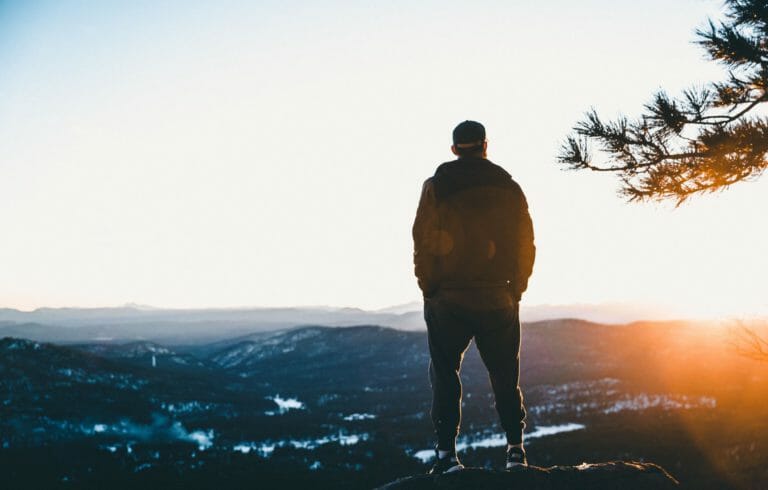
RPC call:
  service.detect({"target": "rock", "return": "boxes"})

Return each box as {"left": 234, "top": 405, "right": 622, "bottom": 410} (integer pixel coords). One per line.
{"left": 375, "top": 461, "right": 679, "bottom": 490}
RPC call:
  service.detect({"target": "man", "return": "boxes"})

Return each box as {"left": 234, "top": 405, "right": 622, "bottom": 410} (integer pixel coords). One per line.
{"left": 412, "top": 120, "right": 535, "bottom": 474}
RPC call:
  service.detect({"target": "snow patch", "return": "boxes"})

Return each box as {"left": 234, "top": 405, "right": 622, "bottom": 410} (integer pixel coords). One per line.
{"left": 343, "top": 413, "right": 376, "bottom": 421}
{"left": 83, "top": 414, "right": 214, "bottom": 450}
{"left": 412, "top": 423, "right": 586, "bottom": 463}
{"left": 160, "top": 401, "right": 215, "bottom": 414}
{"left": 233, "top": 431, "right": 369, "bottom": 457}
{"left": 603, "top": 394, "right": 716, "bottom": 414}
{"left": 267, "top": 395, "right": 305, "bottom": 414}
{"left": 529, "top": 380, "right": 716, "bottom": 416}
{"left": 413, "top": 449, "right": 437, "bottom": 464}
{"left": 188, "top": 429, "right": 214, "bottom": 450}
{"left": 527, "top": 423, "right": 586, "bottom": 439}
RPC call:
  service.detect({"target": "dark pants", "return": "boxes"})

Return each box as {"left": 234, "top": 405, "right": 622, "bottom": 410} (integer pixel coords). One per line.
{"left": 424, "top": 291, "right": 526, "bottom": 449}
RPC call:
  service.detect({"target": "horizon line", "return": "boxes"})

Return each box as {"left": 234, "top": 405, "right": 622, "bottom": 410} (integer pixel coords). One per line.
{"left": 2, "top": 301, "right": 766, "bottom": 324}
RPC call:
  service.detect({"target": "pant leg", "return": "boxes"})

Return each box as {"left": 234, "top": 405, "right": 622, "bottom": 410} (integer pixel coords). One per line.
{"left": 424, "top": 296, "right": 474, "bottom": 450}
{"left": 473, "top": 302, "right": 526, "bottom": 445}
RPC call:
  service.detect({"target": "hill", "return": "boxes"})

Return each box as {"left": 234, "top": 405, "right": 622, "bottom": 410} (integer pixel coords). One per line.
{"left": 1, "top": 321, "right": 767, "bottom": 488}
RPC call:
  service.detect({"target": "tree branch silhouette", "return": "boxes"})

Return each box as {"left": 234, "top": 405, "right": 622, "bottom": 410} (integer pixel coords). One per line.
{"left": 730, "top": 323, "right": 768, "bottom": 361}
{"left": 559, "top": 0, "right": 768, "bottom": 205}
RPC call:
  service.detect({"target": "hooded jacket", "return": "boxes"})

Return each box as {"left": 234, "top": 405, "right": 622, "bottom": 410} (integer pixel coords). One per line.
{"left": 412, "top": 157, "right": 535, "bottom": 301}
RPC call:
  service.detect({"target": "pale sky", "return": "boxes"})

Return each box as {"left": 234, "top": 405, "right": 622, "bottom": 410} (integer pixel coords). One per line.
{"left": 1, "top": 0, "right": 766, "bottom": 317}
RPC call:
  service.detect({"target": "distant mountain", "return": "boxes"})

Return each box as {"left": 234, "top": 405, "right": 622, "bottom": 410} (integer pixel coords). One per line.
{"left": 373, "top": 302, "right": 423, "bottom": 315}
{"left": 75, "top": 340, "right": 174, "bottom": 357}
{"left": 0, "top": 305, "right": 424, "bottom": 343}
{"left": 0, "top": 335, "right": 272, "bottom": 449}
{"left": 70, "top": 340, "right": 213, "bottom": 371}
{"left": 519, "top": 302, "right": 690, "bottom": 324}
{"left": 0, "top": 304, "right": 405, "bottom": 327}
{"left": 207, "top": 325, "right": 427, "bottom": 391}
{"left": 0, "top": 322, "right": 87, "bottom": 342}
{"left": 0, "top": 336, "right": 158, "bottom": 440}
{"left": 0, "top": 301, "right": 715, "bottom": 345}
{"left": 375, "top": 301, "right": 686, "bottom": 324}
{"left": 2, "top": 319, "right": 767, "bottom": 489}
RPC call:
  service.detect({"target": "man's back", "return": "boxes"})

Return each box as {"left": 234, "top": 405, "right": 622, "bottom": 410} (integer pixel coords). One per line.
{"left": 412, "top": 156, "right": 535, "bottom": 306}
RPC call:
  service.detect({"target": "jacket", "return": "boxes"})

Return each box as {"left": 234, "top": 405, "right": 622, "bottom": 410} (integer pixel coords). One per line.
{"left": 412, "top": 156, "right": 535, "bottom": 302}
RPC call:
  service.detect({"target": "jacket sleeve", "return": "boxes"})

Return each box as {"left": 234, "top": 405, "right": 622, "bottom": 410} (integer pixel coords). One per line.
{"left": 512, "top": 188, "right": 536, "bottom": 300}
{"left": 412, "top": 178, "right": 440, "bottom": 297}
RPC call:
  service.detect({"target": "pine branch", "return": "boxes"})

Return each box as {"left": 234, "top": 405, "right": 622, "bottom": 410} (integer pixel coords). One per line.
{"left": 696, "top": 21, "right": 764, "bottom": 66}
{"left": 558, "top": 0, "right": 768, "bottom": 203}
{"left": 730, "top": 324, "right": 768, "bottom": 362}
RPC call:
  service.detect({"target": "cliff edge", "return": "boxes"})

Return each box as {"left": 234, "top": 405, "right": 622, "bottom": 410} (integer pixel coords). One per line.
{"left": 375, "top": 461, "right": 679, "bottom": 490}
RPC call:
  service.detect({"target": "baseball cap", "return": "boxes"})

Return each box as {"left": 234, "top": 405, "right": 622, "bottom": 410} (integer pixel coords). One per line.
{"left": 452, "top": 120, "right": 486, "bottom": 148}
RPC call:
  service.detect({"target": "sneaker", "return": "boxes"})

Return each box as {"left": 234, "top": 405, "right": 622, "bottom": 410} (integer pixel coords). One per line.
{"left": 429, "top": 449, "right": 464, "bottom": 474}
{"left": 505, "top": 445, "right": 528, "bottom": 469}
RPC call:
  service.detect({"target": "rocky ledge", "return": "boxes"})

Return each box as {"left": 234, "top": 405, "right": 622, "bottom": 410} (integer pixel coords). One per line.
{"left": 375, "top": 461, "right": 679, "bottom": 490}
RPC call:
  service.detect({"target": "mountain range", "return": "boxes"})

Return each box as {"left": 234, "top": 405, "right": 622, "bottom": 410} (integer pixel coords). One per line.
{"left": 0, "top": 301, "right": 723, "bottom": 345}
{"left": 2, "top": 318, "right": 767, "bottom": 489}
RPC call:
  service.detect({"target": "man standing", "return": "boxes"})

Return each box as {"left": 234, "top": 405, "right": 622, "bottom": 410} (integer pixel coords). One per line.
{"left": 412, "top": 120, "right": 535, "bottom": 473}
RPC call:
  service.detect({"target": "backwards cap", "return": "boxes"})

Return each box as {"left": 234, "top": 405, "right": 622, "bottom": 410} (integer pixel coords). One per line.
{"left": 452, "top": 120, "right": 486, "bottom": 148}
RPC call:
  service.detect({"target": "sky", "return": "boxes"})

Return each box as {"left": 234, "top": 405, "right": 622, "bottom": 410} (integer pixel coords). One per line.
{"left": 1, "top": 0, "right": 766, "bottom": 318}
